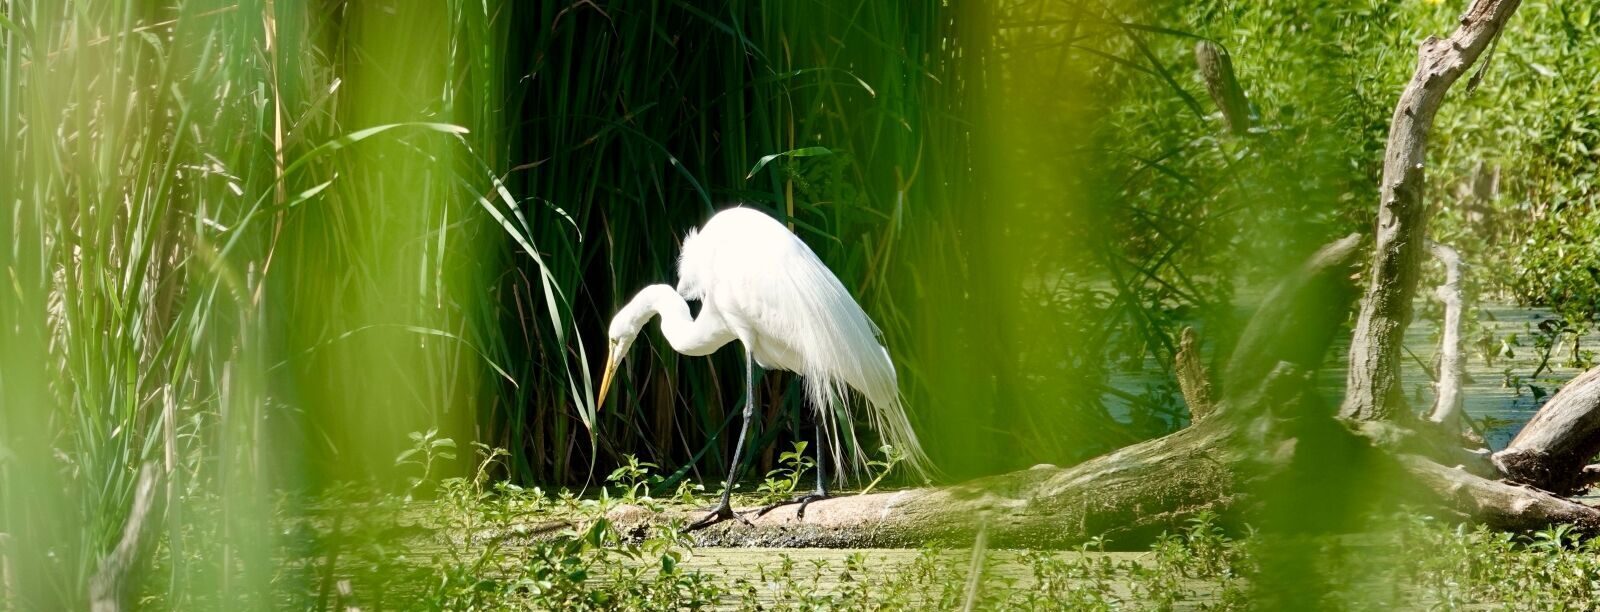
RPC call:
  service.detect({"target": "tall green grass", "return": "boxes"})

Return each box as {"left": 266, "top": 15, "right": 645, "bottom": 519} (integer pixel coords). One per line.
{"left": 0, "top": 0, "right": 512, "bottom": 606}
{"left": 6, "top": 0, "right": 1594, "bottom": 606}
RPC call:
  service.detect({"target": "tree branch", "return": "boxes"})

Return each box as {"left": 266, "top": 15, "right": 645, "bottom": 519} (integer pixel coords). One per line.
{"left": 1194, "top": 40, "right": 1251, "bottom": 135}
{"left": 1223, "top": 233, "right": 1362, "bottom": 403}
{"left": 1175, "top": 327, "right": 1215, "bottom": 421}
{"left": 1428, "top": 243, "right": 1467, "bottom": 427}
{"left": 1342, "top": 0, "right": 1523, "bottom": 422}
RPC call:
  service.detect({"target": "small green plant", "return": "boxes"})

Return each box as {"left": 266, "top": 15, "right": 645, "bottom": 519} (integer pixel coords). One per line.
{"left": 395, "top": 428, "right": 457, "bottom": 502}
{"left": 1529, "top": 318, "right": 1573, "bottom": 380}
{"left": 1180, "top": 510, "right": 1234, "bottom": 579}
{"left": 859, "top": 444, "right": 907, "bottom": 495}
{"left": 1528, "top": 523, "right": 1576, "bottom": 553}
{"left": 606, "top": 454, "right": 660, "bottom": 503}
{"left": 671, "top": 480, "right": 705, "bottom": 505}
{"left": 757, "top": 441, "right": 815, "bottom": 501}
{"left": 1475, "top": 414, "right": 1517, "bottom": 436}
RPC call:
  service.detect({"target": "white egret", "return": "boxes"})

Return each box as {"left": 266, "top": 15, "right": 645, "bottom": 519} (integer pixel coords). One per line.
{"left": 597, "top": 207, "right": 930, "bottom": 528}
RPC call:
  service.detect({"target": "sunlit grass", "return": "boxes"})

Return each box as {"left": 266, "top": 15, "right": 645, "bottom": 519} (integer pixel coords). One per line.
{"left": 0, "top": 1, "right": 515, "bottom": 606}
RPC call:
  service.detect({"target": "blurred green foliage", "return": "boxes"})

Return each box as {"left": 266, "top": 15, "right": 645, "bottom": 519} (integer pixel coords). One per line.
{"left": 4, "top": 0, "right": 1600, "bottom": 607}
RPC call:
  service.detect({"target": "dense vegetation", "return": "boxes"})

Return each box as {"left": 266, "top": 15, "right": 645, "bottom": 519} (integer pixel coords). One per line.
{"left": 145, "top": 448, "right": 1600, "bottom": 609}
{"left": 3, "top": 0, "right": 1599, "bottom": 608}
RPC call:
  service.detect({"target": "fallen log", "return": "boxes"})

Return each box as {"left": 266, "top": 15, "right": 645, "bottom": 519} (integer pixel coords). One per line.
{"left": 1492, "top": 367, "right": 1600, "bottom": 495}
{"left": 611, "top": 382, "right": 1600, "bottom": 547}
{"left": 617, "top": 415, "right": 1243, "bottom": 548}
{"left": 1401, "top": 455, "right": 1600, "bottom": 531}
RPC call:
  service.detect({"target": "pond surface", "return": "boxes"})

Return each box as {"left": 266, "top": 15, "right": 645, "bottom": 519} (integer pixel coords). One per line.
{"left": 1364, "top": 304, "right": 1597, "bottom": 448}
{"left": 1102, "top": 304, "right": 1597, "bottom": 449}
{"left": 674, "top": 547, "right": 1225, "bottom": 609}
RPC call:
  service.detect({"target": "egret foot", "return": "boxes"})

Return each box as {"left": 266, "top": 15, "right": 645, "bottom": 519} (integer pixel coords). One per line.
{"left": 756, "top": 491, "right": 830, "bottom": 519}
{"left": 684, "top": 501, "right": 751, "bottom": 532}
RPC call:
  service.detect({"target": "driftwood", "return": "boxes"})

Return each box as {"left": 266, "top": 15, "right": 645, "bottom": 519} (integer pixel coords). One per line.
{"left": 1343, "top": 0, "right": 1522, "bottom": 422}
{"left": 1277, "top": 0, "right": 1600, "bottom": 536}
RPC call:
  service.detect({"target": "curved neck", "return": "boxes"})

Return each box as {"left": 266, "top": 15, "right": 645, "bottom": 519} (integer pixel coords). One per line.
{"left": 627, "top": 284, "right": 735, "bottom": 357}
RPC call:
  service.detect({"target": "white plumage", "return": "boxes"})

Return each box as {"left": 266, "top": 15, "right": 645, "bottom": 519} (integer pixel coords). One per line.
{"left": 679, "top": 208, "right": 927, "bottom": 473}
{"left": 597, "top": 207, "right": 930, "bottom": 524}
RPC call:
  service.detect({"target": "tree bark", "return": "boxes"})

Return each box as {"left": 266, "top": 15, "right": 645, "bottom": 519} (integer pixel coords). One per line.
{"left": 1342, "top": 0, "right": 1522, "bottom": 422}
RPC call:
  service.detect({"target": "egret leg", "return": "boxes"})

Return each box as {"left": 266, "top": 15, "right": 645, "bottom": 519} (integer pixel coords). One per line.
{"left": 797, "top": 421, "right": 831, "bottom": 516}
{"left": 687, "top": 349, "right": 757, "bottom": 532}
{"left": 757, "top": 420, "right": 831, "bottom": 519}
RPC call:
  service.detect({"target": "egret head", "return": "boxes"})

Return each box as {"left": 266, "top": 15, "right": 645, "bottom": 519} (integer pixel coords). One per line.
{"left": 597, "top": 297, "right": 652, "bottom": 411}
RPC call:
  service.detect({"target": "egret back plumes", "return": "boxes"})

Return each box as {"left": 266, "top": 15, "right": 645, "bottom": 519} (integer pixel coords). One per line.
{"left": 675, "top": 208, "right": 931, "bottom": 480}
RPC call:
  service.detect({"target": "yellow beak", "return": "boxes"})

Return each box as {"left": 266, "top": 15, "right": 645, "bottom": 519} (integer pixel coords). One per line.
{"left": 597, "top": 346, "right": 619, "bottom": 412}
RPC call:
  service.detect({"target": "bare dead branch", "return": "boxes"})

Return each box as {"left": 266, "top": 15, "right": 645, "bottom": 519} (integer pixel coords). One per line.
{"left": 1194, "top": 41, "right": 1251, "bottom": 135}
{"left": 1343, "top": 0, "right": 1523, "bottom": 422}
{"left": 89, "top": 463, "right": 163, "bottom": 612}
{"left": 1175, "top": 326, "right": 1215, "bottom": 421}
{"left": 1223, "top": 233, "right": 1362, "bottom": 403}
{"left": 1428, "top": 243, "right": 1467, "bottom": 427}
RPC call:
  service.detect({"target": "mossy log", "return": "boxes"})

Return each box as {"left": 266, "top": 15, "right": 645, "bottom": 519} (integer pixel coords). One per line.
{"left": 616, "top": 413, "right": 1244, "bottom": 548}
